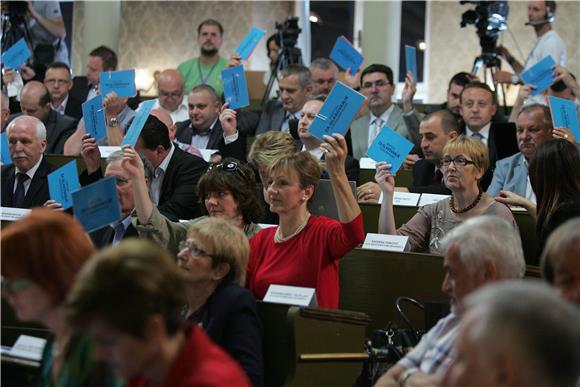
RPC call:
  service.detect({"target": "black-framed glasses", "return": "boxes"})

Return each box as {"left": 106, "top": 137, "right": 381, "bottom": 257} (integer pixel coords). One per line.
{"left": 440, "top": 156, "right": 475, "bottom": 168}
{"left": 361, "top": 80, "right": 390, "bottom": 90}
{"left": 178, "top": 241, "right": 214, "bottom": 259}
{"left": 1, "top": 276, "right": 31, "bottom": 293}
{"left": 207, "top": 161, "right": 250, "bottom": 181}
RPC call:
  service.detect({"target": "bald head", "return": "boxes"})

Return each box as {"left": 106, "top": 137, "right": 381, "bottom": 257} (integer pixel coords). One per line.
{"left": 157, "top": 69, "right": 186, "bottom": 113}
{"left": 151, "top": 109, "right": 176, "bottom": 141}
{"left": 20, "top": 81, "right": 51, "bottom": 122}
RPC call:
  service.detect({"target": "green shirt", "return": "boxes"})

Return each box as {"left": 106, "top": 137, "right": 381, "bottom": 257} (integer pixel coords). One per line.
{"left": 178, "top": 56, "right": 228, "bottom": 97}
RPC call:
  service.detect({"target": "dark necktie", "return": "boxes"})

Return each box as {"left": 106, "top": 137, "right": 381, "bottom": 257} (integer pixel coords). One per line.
{"left": 12, "top": 173, "right": 30, "bottom": 208}
{"left": 433, "top": 169, "right": 443, "bottom": 185}
{"left": 112, "top": 222, "right": 126, "bottom": 245}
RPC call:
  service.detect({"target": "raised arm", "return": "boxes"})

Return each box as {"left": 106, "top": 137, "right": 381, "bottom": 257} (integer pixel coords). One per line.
{"left": 121, "top": 146, "right": 153, "bottom": 224}
{"left": 375, "top": 162, "right": 397, "bottom": 234}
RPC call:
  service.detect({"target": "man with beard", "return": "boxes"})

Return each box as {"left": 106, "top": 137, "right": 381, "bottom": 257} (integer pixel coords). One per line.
{"left": 178, "top": 19, "right": 228, "bottom": 97}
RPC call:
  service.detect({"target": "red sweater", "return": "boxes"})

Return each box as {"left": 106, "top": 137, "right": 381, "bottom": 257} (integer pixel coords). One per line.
{"left": 247, "top": 214, "right": 365, "bottom": 308}
{"left": 128, "top": 325, "right": 250, "bottom": 387}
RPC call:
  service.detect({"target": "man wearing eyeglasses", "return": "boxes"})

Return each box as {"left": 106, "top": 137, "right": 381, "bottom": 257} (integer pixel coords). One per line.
{"left": 351, "top": 64, "right": 411, "bottom": 160}
{"left": 146, "top": 69, "right": 189, "bottom": 124}
{"left": 44, "top": 62, "right": 83, "bottom": 120}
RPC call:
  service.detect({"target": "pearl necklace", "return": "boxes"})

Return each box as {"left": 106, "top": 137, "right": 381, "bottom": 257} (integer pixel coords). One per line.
{"left": 274, "top": 214, "right": 311, "bottom": 243}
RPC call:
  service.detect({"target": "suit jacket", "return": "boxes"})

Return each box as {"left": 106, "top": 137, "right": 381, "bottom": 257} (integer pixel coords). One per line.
{"left": 350, "top": 105, "right": 410, "bottom": 160}
{"left": 70, "top": 76, "right": 91, "bottom": 103}
{"left": 63, "top": 95, "right": 84, "bottom": 120}
{"left": 158, "top": 147, "right": 208, "bottom": 221}
{"left": 1, "top": 157, "right": 55, "bottom": 208}
{"left": 89, "top": 222, "right": 139, "bottom": 249}
{"left": 409, "top": 159, "right": 451, "bottom": 195}
{"left": 174, "top": 119, "right": 247, "bottom": 162}
{"left": 320, "top": 154, "right": 360, "bottom": 183}
{"left": 486, "top": 152, "right": 528, "bottom": 198}
{"left": 255, "top": 100, "right": 285, "bottom": 135}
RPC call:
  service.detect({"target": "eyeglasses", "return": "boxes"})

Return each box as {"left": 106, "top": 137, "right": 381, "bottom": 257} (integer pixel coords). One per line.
{"left": 159, "top": 90, "right": 183, "bottom": 98}
{"left": 44, "top": 79, "right": 70, "bottom": 86}
{"left": 1, "top": 276, "right": 31, "bottom": 293}
{"left": 361, "top": 80, "right": 390, "bottom": 90}
{"left": 207, "top": 161, "right": 251, "bottom": 181}
{"left": 178, "top": 241, "right": 213, "bottom": 259}
{"left": 440, "top": 156, "right": 476, "bottom": 168}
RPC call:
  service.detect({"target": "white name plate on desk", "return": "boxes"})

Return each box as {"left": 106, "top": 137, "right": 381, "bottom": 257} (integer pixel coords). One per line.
{"left": 362, "top": 233, "right": 408, "bottom": 252}
{"left": 418, "top": 193, "right": 449, "bottom": 206}
{"left": 1, "top": 335, "right": 46, "bottom": 361}
{"left": 0, "top": 207, "right": 31, "bottom": 221}
{"left": 264, "top": 284, "right": 317, "bottom": 307}
{"left": 359, "top": 157, "right": 376, "bottom": 170}
{"left": 99, "top": 146, "right": 122, "bottom": 158}
{"left": 393, "top": 192, "right": 420, "bottom": 207}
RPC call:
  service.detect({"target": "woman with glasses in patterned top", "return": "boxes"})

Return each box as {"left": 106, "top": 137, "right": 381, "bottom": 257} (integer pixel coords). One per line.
{"left": 121, "top": 146, "right": 263, "bottom": 256}
{"left": 375, "top": 135, "right": 516, "bottom": 254}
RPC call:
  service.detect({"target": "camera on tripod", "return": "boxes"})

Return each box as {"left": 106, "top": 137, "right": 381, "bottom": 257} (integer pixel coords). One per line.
{"left": 460, "top": 1, "right": 509, "bottom": 56}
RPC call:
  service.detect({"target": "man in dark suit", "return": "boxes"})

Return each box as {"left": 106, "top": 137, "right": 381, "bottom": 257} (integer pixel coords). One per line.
{"left": 174, "top": 84, "right": 246, "bottom": 161}
{"left": 1, "top": 116, "right": 55, "bottom": 208}
{"left": 136, "top": 115, "right": 208, "bottom": 221}
{"left": 9, "top": 81, "right": 76, "bottom": 154}
{"left": 44, "top": 62, "right": 83, "bottom": 120}
{"left": 69, "top": 45, "right": 117, "bottom": 104}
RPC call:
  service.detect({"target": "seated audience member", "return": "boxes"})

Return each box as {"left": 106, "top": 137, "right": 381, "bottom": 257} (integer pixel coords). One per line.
{"left": 443, "top": 281, "right": 580, "bottom": 387}
{"left": 8, "top": 80, "right": 76, "bottom": 154}
{"left": 358, "top": 109, "right": 459, "bottom": 203}
{"left": 351, "top": 64, "right": 412, "bottom": 160}
{"left": 298, "top": 95, "right": 360, "bottom": 182}
{"left": 375, "top": 215, "right": 526, "bottom": 387}
{"left": 148, "top": 69, "right": 189, "bottom": 124}
{"left": 69, "top": 45, "right": 117, "bottom": 103}
{"left": 1, "top": 90, "right": 10, "bottom": 132}
{"left": 487, "top": 104, "right": 554, "bottom": 199}
{"left": 179, "top": 217, "right": 263, "bottom": 386}
{"left": 376, "top": 135, "right": 516, "bottom": 254}
{"left": 175, "top": 84, "right": 246, "bottom": 161}
{"left": 178, "top": 19, "right": 228, "bottom": 96}
{"left": 123, "top": 146, "right": 262, "bottom": 255}
{"left": 541, "top": 218, "right": 580, "bottom": 306}
{"left": 497, "top": 139, "right": 580, "bottom": 261}
{"left": 310, "top": 58, "right": 338, "bottom": 96}
{"left": 247, "top": 134, "right": 365, "bottom": 308}
{"left": 1, "top": 116, "right": 55, "bottom": 208}
{"left": 66, "top": 239, "right": 251, "bottom": 387}
{"left": 256, "top": 64, "right": 312, "bottom": 136}
{"left": 1, "top": 210, "right": 121, "bottom": 387}
{"left": 44, "top": 62, "right": 83, "bottom": 119}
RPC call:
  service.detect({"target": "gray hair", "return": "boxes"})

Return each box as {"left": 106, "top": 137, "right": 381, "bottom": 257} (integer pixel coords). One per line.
{"left": 540, "top": 218, "right": 580, "bottom": 284}
{"left": 463, "top": 281, "right": 580, "bottom": 387}
{"left": 279, "top": 64, "right": 311, "bottom": 88}
{"left": 441, "top": 215, "right": 525, "bottom": 279}
{"left": 310, "top": 58, "right": 338, "bottom": 73}
{"left": 518, "top": 103, "right": 553, "bottom": 131}
{"left": 106, "top": 150, "right": 155, "bottom": 188}
{"left": 6, "top": 115, "right": 47, "bottom": 141}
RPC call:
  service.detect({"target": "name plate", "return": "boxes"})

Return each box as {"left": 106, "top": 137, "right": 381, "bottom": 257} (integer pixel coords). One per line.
{"left": 263, "top": 284, "right": 317, "bottom": 307}
{"left": 0, "top": 207, "right": 31, "bottom": 221}
{"left": 418, "top": 193, "right": 449, "bottom": 206}
{"left": 1, "top": 335, "right": 47, "bottom": 361}
{"left": 359, "top": 157, "right": 376, "bottom": 170}
{"left": 393, "top": 192, "right": 420, "bottom": 207}
{"left": 362, "top": 233, "right": 408, "bottom": 252}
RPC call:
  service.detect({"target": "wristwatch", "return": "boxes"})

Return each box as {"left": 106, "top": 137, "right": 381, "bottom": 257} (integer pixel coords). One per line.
{"left": 107, "top": 116, "right": 119, "bottom": 127}
{"left": 511, "top": 74, "right": 521, "bottom": 85}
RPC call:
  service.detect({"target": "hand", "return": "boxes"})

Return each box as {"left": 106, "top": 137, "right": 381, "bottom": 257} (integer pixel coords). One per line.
{"left": 2, "top": 69, "right": 16, "bottom": 84}
{"left": 320, "top": 133, "right": 348, "bottom": 177}
{"left": 552, "top": 64, "right": 578, "bottom": 91}
{"left": 402, "top": 71, "right": 417, "bottom": 112}
{"left": 20, "top": 65, "right": 36, "bottom": 81}
{"left": 103, "top": 92, "right": 126, "bottom": 117}
{"left": 356, "top": 182, "right": 381, "bottom": 203}
{"left": 517, "top": 84, "right": 535, "bottom": 100}
{"left": 495, "top": 190, "right": 526, "bottom": 208}
{"left": 43, "top": 200, "right": 64, "bottom": 211}
{"left": 493, "top": 70, "right": 515, "bottom": 84}
{"left": 375, "top": 162, "right": 395, "bottom": 194}
{"left": 121, "top": 146, "right": 145, "bottom": 181}
{"left": 344, "top": 67, "right": 362, "bottom": 89}
{"left": 403, "top": 154, "right": 419, "bottom": 170}
{"left": 227, "top": 54, "right": 242, "bottom": 68}
{"left": 495, "top": 45, "right": 512, "bottom": 61}
{"left": 553, "top": 127, "right": 576, "bottom": 143}
{"left": 219, "top": 103, "right": 238, "bottom": 136}
{"left": 80, "top": 134, "right": 101, "bottom": 174}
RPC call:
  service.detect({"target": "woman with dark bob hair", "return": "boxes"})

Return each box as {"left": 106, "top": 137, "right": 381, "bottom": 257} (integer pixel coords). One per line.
{"left": 121, "top": 146, "right": 263, "bottom": 256}
{"left": 1, "top": 209, "right": 121, "bottom": 387}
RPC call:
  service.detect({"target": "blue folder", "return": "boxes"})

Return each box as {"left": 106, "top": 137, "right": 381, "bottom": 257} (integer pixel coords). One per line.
{"left": 121, "top": 100, "right": 156, "bottom": 147}
{"left": 1, "top": 132, "right": 12, "bottom": 165}
{"left": 48, "top": 160, "right": 81, "bottom": 210}
{"left": 82, "top": 95, "right": 107, "bottom": 141}
{"left": 405, "top": 45, "right": 418, "bottom": 81}
{"left": 549, "top": 96, "right": 580, "bottom": 141}
{"left": 520, "top": 56, "right": 556, "bottom": 96}
{"left": 367, "top": 126, "right": 414, "bottom": 174}
{"left": 1, "top": 38, "right": 31, "bottom": 70}
{"left": 73, "top": 176, "right": 121, "bottom": 233}
{"left": 99, "top": 69, "right": 137, "bottom": 97}
{"left": 235, "top": 27, "right": 266, "bottom": 60}
{"left": 222, "top": 65, "right": 250, "bottom": 109}
{"left": 329, "top": 36, "right": 364, "bottom": 75}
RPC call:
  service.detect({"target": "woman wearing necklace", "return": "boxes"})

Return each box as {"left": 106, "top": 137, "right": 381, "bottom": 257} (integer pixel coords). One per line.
{"left": 247, "top": 134, "right": 365, "bottom": 309}
{"left": 376, "top": 135, "right": 516, "bottom": 254}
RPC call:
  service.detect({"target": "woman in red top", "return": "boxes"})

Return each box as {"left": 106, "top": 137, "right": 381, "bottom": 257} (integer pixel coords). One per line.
{"left": 247, "top": 134, "right": 365, "bottom": 308}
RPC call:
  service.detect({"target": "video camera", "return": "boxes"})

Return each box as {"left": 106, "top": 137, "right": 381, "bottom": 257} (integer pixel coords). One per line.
{"left": 460, "top": 1, "right": 509, "bottom": 55}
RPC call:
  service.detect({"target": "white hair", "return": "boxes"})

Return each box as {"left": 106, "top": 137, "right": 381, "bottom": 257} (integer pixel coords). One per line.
{"left": 6, "top": 115, "right": 47, "bottom": 141}
{"left": 440, "top": 215, "right": 525, "bottom": 279}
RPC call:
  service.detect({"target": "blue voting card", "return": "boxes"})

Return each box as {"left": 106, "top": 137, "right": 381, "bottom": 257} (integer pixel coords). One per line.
{"left": 99, "top": 69, "right": 137, "bottom": 97}
{"left": 367, "top": 126, "right": 414, "bottom": 174}
{"left": 549, "top": 96, "right": 580, "bottom": 141}
{"left": 520, "top": 56, "right": 556, "bottom": 96}
{"left": 48, "top": 160, "right": 81, "bottom": 210}
{"left": 82, "top": 95, "right": 107, "bottom": 141}
{"left": 308, "top": 81, "right": 366, "bottom": 141}
{"left": 121, "top": 99, "right": 156, "bottom": 147}
{"left": 329, "top": 36, "right": 364, "bottom": 75}
{"left": 235, "top": 27, "right": 266, "bottom": 60}
{"left": 222, "top": 65, "right": 250, "bottom": 109}
{"left": 1, "top": 132, "right": 12, "bottom": 165}
{"left": 73, "top": 176, "right": 121, "bottom": 233}
{"left": 1, "top": 38, "right": 31, "bottom": 70}
{"left": 405, "top": 45, "right": 418, "bottom": 81}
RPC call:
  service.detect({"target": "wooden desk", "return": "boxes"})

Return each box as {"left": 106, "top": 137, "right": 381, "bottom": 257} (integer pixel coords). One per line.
{"left": 358, "top": 168, "right": 413, "bottom": 187}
